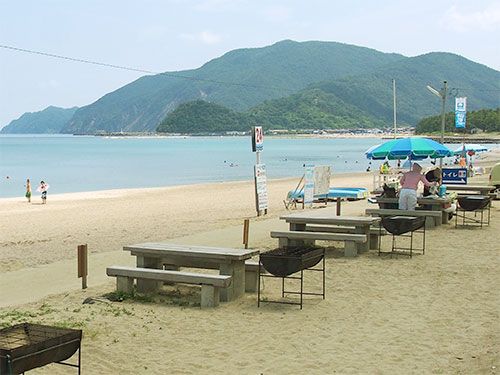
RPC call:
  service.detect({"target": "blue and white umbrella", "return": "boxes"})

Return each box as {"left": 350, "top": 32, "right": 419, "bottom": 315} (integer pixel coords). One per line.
{"left": 453, "top": 144, "right": 489, "bottom": 155}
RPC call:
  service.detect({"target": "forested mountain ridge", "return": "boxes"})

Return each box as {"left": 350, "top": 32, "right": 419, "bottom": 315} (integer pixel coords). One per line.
{"left": 61, "top": 40, "right": 405, "bottom": 134}
{"left": 1, "top": 106, "right": 78, "bottom": 134}
{"left": 157, "top": 52, "right": 500, "bottom": 133}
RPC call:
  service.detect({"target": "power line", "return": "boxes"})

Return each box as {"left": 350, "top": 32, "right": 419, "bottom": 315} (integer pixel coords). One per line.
{"left": 0, "top": 44, "right": 290, "bottom": 92}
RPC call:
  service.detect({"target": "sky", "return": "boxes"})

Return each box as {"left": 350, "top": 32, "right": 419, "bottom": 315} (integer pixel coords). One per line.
{"left": 1, "top": 0, "right": 499, "bottom": 127}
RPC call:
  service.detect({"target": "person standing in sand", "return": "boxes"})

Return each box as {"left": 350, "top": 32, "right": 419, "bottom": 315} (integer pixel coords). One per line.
{"left": 38, "top": 181, "right": 49, "bottom": 204}
{"left": 25, "top": 179, "right": 32, "bottom": 203}
{"left": 398, "top": 163, "right": 436, "bottom": 210}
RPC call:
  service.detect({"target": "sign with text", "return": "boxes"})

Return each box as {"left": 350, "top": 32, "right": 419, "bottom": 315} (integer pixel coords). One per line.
{"left": 251, "top": 126, "right": 264, "bottom": 152}
{"left": 455, "top": 97, "right": 467, "bottom": 129}
{"left": 442, "top": 168, "right": 467, "bottom": 185}
{"left": 313, "top": 165, "right": 331, "bottom": 196}
{"left": 304, "top": 165, "right": 315, "bottom": 207}
{"left": 254, "top": 163, "right": 268, "bottom": 211}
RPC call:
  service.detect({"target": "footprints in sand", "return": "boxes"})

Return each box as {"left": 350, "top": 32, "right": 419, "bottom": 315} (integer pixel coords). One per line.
{"left": 1, "top": 238, "right": 51, "bottom": 247}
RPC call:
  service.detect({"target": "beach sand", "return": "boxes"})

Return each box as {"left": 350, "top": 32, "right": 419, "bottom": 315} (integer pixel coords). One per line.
{"left": 1, "top": 162, "right": 499, "bottom": 374}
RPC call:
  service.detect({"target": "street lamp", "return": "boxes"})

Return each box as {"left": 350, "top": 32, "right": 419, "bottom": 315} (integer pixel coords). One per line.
{"left": 426, "top": 81, "right": 448, "bottom": 167}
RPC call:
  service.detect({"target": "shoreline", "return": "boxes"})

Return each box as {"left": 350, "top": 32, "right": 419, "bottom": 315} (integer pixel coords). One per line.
{"left": 0, "top": 171, "right": 372, "bottom": 203}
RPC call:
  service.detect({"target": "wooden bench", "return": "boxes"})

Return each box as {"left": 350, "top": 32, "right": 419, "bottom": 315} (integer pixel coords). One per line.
{"left": 270, "top": 230, "right": 367, "bottom": 257}
{"left": 106, "top": 266, "right": 232, "bottom": 308}
{"left": 365, "top": 208, "right": 442, "bottom": 228}
{"left": 304, "top": 225, "right": 387, "bottom": 250}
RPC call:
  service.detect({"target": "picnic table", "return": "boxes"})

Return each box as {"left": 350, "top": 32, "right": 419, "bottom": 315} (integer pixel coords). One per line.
{"left": 280, "top": 211, "right": 381, "bottom": 253}
{"left": 123, "top": 243, "right": 259, "bottom": 302}
{"left": 373, "top": 196, "right": 452, "bottom": 224}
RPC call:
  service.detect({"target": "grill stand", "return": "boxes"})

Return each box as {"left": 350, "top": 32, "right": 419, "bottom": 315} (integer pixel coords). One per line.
{"left": 257, "top": 250, "right": 325, "bottom": 310}
{"left": 378, "top": 224, "right": 426, "bottom": 258}
{"left": 455, "top": 206, "right": 490, "bottom": 228}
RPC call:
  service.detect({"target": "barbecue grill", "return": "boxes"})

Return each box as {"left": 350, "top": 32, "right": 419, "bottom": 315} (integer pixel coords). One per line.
{"left": 258, "top": 247, "right": 325, "bottom": 309}
{"left": 0, "top": 323, "right": 82, "bottom": 374}
{"left": 456, "top": 195, "right": 491, "bottom": 228}
{"left": 380, "top": 216, "right": 426, "bottom": 258}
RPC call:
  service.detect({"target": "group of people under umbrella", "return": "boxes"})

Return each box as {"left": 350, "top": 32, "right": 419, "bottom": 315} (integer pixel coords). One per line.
{"left": 365, "top": 137, "right": 487, "bottom": 211}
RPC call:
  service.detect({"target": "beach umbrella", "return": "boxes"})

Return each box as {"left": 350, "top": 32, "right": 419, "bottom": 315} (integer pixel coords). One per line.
{"left": 453, "top": 144, "right": 489, "bottom": 155}
{"left": 365, "top": 137, "right": 453, "bottom": 160}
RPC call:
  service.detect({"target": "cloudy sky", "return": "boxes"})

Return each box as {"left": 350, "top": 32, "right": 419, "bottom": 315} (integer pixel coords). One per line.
{"left": 1, "top": 0, "right": 499, "bottom": 127}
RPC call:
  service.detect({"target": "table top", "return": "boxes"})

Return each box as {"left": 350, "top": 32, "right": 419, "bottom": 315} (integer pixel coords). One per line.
{"left": 124, "top": 243, "right": 259, "bottom": 261}
{"left": 280, "top": 211, "right": 380, "bottom": 226}
{"left": 374, "top": 196, "right": 450, "bottom": 204}
{"left": 444, "top": 184, "right": 494, "bottom": 191}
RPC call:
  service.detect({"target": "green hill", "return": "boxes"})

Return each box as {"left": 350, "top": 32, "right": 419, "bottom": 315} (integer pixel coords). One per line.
{"left": 158, "top": 100, "right": 249, "bottom": 133}
{"left": 415, "top": 108, "right": 500, "bottom": 133}
{"left": 1, "top": 106, "right": 78, "bottom": 134}
{"left": 62, "top": 40, "right": 404, "bottom": 134}
{"left": 157, "top": 52, "right": 499, "bottom": 133}
{"left": 311, "top": 52, "right": 500, "bottom": 125}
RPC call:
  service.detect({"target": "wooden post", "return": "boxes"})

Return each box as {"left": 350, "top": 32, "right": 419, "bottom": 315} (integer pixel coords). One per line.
{"left": 243, "top": 219, "right": 250, "bottom": 249}
{"left": 336, "top": 198, "right": 342, "bottom": 216}
{"left": 77, "top": 244, "right": 88, "bottom": 289}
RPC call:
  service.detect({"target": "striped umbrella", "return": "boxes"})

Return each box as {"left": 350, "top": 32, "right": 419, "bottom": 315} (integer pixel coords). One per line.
{"left": 365, "top": 137, "right": 453, "bottom": 160}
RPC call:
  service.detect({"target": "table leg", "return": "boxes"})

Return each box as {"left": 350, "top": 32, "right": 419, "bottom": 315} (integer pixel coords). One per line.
{"left": 219, "top": 260, "right": 245, "bottom": 302}
{"left": 136, "top": 256, "right": 162, "bottom": 293}
{"left": 354, "top": 225, "right": 370, "bottom": 253}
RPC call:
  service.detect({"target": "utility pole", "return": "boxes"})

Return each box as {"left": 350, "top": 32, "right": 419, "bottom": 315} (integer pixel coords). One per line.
{"left": 393, "top": 79, "right": 397, "bottom": 139}
{"left": 426, "top": 80, "right": 448, "bottom": 168}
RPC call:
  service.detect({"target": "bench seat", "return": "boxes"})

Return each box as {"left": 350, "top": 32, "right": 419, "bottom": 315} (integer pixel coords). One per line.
{"left": 304, "top": 225, "right": 387, "bottom": 250}
{"left": 270, "top": 230, "right": 367, "bottom": 257}
{"left": 365, "top": 208, "right": 442, "bottom": 228}
{"left": 107, "top": 266, "right": 231, "bottom": 308}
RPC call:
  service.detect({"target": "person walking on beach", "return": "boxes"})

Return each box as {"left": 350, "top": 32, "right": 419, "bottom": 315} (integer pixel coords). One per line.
{"left": 398, "top": 163, "right": 436, "bottom": 210}
{"left": 38, "top": 181, "right": 49, "bottom": 204}
{"left": 25, "top": 178, "right": 32, "bottom": 203}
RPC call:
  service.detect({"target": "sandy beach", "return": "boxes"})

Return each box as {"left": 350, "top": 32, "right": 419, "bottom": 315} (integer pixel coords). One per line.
{"left": 1, "top": 159, "right": 499, "bottom": 374}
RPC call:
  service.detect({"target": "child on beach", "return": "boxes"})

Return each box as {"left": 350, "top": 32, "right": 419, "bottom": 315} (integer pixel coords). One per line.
{"left": 38, "top": 181, "right": 49, "bottom": 204}
{"left": 25, "top": 179, "right": 31, "bottom": 203}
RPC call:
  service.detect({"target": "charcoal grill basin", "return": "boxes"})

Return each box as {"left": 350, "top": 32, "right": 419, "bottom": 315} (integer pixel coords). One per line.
{"left": 260, "top": 247, "right": 324, "bottom": 277}
{"left": 457, "top": 195, "right": 490, "bottom": 211}
{"left": 382, "top": 216, "right": 426, "bottom": 236}
{"left": 0, "top": 323, "right": 82, "bottom": 374}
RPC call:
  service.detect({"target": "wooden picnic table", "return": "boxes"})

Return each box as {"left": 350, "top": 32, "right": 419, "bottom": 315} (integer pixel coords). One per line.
{"left": 444, "top": 184, "right": 494, "bottom": 195}
{"left": 280, "top": 211, "right": 381, "bottom": 253}
{"left": 373, "top": 196, "right": 452, "bottom": 224}
{"left": 123, "top": 243, "right": 259, "bottom": 302}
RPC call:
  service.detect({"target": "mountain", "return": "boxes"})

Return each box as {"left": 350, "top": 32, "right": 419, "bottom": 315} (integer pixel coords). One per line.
{"left": 157, "top": 52, "right": 500, "bottom": 133}
{"left": 1, "top": 106, "right": 78, "bottom": 134}
{"left": 310, "top": 52, "right": 500, "bottom": 125}
{"left": 61, "top": 40, "right": 405, "bottom": 134}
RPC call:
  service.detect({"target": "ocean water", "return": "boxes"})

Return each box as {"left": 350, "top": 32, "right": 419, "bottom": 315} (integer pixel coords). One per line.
{"left": 0, "top": 135, "right": 496, "bottom": 198}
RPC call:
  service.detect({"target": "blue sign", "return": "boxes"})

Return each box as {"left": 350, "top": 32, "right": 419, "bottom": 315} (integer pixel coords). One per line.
{"left": 442, "top": 168, "right": 467, "bottom": 185}
{"left": 455, "top": 111, "right": 466, "bottom": 129}
{"left": 455, "top": 97, "right": 467, "bottom": 129}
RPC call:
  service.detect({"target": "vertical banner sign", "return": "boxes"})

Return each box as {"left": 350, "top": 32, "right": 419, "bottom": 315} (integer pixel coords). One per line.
{"left": 313, "top": 166, "right": 331, "bottom": 196}
{"left": 455, "top": 97, "right": 467, "bottom": 129}
{"left": 252, "top": 126, "right": 264, "bottom": 152}
{"left": 304, "top": 165, "right": 315, "bottom": 207}
{"left": 254, "top": 164, "right": 268, "bottom": 211}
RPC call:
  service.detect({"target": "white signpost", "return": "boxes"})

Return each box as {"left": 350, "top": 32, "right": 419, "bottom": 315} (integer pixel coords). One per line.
{"left": 252, "top": 126, "right": 267, "bottom": 216}
{"left": 304, "top": 165, "right": 315, "bottom": 208}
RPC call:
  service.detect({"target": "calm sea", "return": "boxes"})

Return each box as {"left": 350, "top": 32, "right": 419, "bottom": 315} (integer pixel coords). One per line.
{"left": 0, "top": 135, "right": 496, "bottom": 198}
